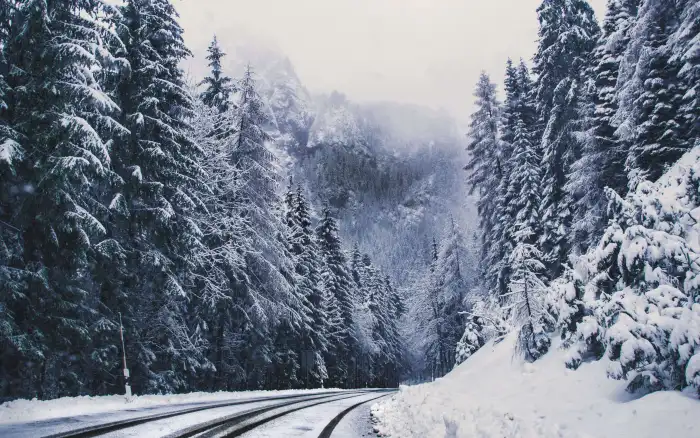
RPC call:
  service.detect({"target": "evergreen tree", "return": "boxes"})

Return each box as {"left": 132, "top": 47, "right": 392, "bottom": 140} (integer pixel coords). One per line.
{"left": 496, "top": 60, "right": 538, "bottom": 301}
{"left": 286, "top": 186, "right": 328, "bottom": 387}
{"left": 671, "top": 0, "right": 699, "bottom": 144}
{"left": 230, "top": 64, "right": 300, "bottom": 389}
{"left": 465, "top": 73, "right": 503, "bottom": 294}
{"left": 199, "top": 35, "right": 235, "bottom": 113}
{"left": 568, "top": 0, "right": 639, "bottom": 251}
{"left": 107, "top": 0, "right": 210, "bottom": 394}
{"left": 421, "top": 238, "right": 445, "bottom": 378}
{"left": 533, "top": 0, "right": 600, "bottom": 276}
{"left": 2, "top": 0, "right": 129, "bottom": 398}
{"left": 454, "top": 316, "right": 484, "bottom": 366}
{"left": 507, "top": 119, "right": 543, "bottom": 246}
{"left": 506, "top": 242, "right": 552, "bottom": 362}
{"left": 433, "top": 219, "right": 468, "bottom": 372}
{"left": 625, "top": 1, "right": 687, "bottom": 185}
{"left": 0, "top": 0, "right": 36, "bottom": 399}
{"left": 316, "top": 206, "right": 357, "bottom": 387}
{"left": 320, "top": 269, "right": 346, "bottom": 386}
{"left": 500, "top": 59, "right": 520, "bottom": 147}
{"left": 189, "top": 91, "right": 257, "bottom": 391}
{"left": 565, "top": 156, "right": 700, "bottom": 394}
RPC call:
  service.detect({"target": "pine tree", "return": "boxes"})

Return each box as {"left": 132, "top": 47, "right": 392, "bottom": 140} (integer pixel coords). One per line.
{"left": 567, "top": 0, "right": 639, "bottom": 251}
{"left": 230, "top": 64, "right": 300, "bottom": 389}
{"left": 0, "top": 0, "right": 38, "bottom": 399}
{"left": 2, "top": 0, "right": 130, "bottom": 398}
{"left": 199, "top": 35, "right": 235, "bottom": 113}
{"left": 189, "top": 91, "right": 258, "bottom": 391}
{"left": 506, "top": 242, "right": 552, "bottom": 362}
{"left": 533, "top": 0, "right": 600, "bottom": 277}
{"left": 286, "top": 186, "right": 328, "bottom": 387}
{"left": 316, "top": 206, "right": 357, "bottom": 387}
{"left": 433, "top": 220, "right": 468, "bottom": 372}
{"left": 500, "top": 59, "right": 520, "bottom": 147}
{"left": 362, "top": 256, "right": 396, "bottom": 386}
{"left": 465, "top": 73, "right": 503, "bottom": 294}
{"left": 625, "top": 1, "right": 688, "bottom": 185}
{"left": 496, "top": 60, "right": 538, "bottom": 301}
{"left": 670, "top": 0, "right": 699, "bottom": 144}
{"left": 565, "top": 157, "right": 700, "bottom": 394}
{"left": 455, "top": 317, "right": 484, "bottom": 366}
{"left": 421, "top": 238, "right": 444, "bottom": 379}
{"left": 508, "top": 119, "right": 542, "bottom": 242}
{"left": 111, "top": 0, "right": 209, "bottom": 394}
{"left": 321, "top": 270, "right": 346, "bottom": 386}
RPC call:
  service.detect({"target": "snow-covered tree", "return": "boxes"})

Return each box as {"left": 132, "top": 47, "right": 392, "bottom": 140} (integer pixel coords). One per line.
{"left": 316, "top": 206, "right": 357, "bottom": 387}
{"left": 613, "top": 0, "right": 695, "bottom": 189}
{"left": 454, "top": 295, "right": 509, "bottom": 367}
{"left": 563, "top": 149, "right": 700, "bottom": 394}
{"left": 0, "top": 0, "right": 132, "bottom": 398}
{"left": 567, "top": 0, "right": 639, "bottom": 251}
{"left": 433, "top": 219, "right": 468, "bottom": 371}
{"left": 465, "top": 73, "right": 503, "bottom": 295}
{"left": 534, "top": 0, "right": 600, "bottom": 276}
{"left": 670, "top": 0, "right": 699, "bottom": 144}
{"left": 108, "top": 0, "right": 210, "bottom": 394}
{"left": 199, "top": 35, "right": 235, "bottom": 114}
{"left": 285, "top": 185, "right": 328, "bottom": 387}
{"left": 491, "top": 61, "right": 539, "bottom": 302}
{"left": 507, "top": 118, "right": 542, "bottom": 247}
{"left": 506, "top": 241, "right": 552, "bottom": 362}
{"left": 454, "top": 317, "right": 484, "bottom": 366}
{"left": 626, "top": 2, "right": 687, "bottom": 186}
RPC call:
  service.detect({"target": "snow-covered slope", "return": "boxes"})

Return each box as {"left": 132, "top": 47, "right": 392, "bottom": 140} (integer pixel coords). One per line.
{"left": 372, "top": 333, "right": 700, "bottom": 438}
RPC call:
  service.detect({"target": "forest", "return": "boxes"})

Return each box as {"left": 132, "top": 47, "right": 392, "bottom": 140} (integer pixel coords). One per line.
{"left": 0, "top": 0, "right": 406, "bottom": 400}
{"left": 1, "top": 0, "right": 699, "bottom": 404}
{"left": 453, "top": 0, "right": 700, "bottom": 395}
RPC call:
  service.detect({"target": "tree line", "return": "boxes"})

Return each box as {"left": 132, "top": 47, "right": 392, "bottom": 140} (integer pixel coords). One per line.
{"left": 457, "top": 0, "right": 700, "bottom": 395}
{"left": 0, "top": 0, "right": 405, "bottom": 401}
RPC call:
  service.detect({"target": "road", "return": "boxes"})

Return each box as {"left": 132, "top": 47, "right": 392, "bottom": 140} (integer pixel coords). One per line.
{"left": 0, "top": 389, "right": 393, "bottom": 438}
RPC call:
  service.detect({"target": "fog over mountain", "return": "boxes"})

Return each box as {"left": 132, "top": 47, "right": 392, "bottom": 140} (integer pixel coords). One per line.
{"left": 188, "top": 39, "right": 479, "bottom": 286}
{"left": 176, "top": 0, "right": 608, "bottom": 121}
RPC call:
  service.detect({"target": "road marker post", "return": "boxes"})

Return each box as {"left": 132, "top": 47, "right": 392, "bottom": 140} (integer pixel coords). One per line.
{"left": 119, "top": 312, "right": 132, "bottom": 399}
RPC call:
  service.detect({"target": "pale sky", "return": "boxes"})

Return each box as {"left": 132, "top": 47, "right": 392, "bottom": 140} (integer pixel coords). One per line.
{"left": 174, "top": 0, "right": 607, "bottom": 122}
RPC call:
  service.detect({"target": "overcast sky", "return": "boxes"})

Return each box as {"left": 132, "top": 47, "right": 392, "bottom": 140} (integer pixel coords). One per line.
{"left": 174, "top": 0, "right": 607, "bottom": 122}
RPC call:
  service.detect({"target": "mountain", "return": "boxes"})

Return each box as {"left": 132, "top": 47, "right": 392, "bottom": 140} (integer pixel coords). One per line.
{"left": 221, "top": 45, "right": 477, "bottom": 285}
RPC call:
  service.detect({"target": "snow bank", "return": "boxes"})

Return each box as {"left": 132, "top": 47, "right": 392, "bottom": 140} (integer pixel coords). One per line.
{"left": 0, "top": 388, "right": 340, "bottom": 425}
{"left": 372, "top": 334, "right": 699, "bottom": 438}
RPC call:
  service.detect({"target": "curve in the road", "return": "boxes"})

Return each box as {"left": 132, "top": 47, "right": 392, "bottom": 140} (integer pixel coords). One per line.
{"left": 316, "top": 392, "right": 391, "bottom": 438}
{"left": 41, "top": 391, "right": 351, "bottom": 438}
{"left": 165, "top": 391, "right": 373, "bottom": 438}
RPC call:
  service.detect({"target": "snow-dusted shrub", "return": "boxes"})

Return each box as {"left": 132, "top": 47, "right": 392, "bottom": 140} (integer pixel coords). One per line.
{"left": 505, "top": 242, "right": 553, "bottom": 362}
{"left": 546, "top": 265, "right": 586, "bottom": 346}
{"left": 454, "top": 297, "right": 508, "bottom": 367}
{"left": 564, "top": 150, "right": 700, "bottom": 394}
{"left": 455, "top": 318, "right": 484, "bottom": 366}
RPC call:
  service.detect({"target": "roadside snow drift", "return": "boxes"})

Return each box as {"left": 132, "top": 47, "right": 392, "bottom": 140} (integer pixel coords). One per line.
{"left": 372, "top": 334, "right": 699, "bottom": 438}
{"left": 0, "top": 388, "right": 340, "bottom": 425}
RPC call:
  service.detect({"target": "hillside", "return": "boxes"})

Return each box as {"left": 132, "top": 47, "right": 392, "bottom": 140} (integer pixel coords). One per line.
{"left": 372, "top": 333, "right": 699, "bottom": 438}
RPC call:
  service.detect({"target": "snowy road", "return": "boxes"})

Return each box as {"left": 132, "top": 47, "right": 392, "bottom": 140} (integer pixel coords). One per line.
{"left": 237, "top": 391, "right": 390, "bottom": 438}
{"left": 0, "top": 389, "right": 393, "bottom": 438}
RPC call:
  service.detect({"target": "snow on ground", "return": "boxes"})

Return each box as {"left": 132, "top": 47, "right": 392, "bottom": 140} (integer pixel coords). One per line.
{"left": 372, "top": 334, "right": 700, "bottom": 438}
{"left": 239, "top": 392, "right": 383, "bottom": 438}
{"left": 0, "top": 388, "right": 341, "bottom": 425}
{"left": 331, "top": 395, "right": 387, "bottom": 438}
